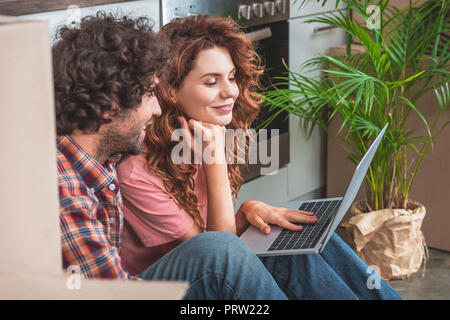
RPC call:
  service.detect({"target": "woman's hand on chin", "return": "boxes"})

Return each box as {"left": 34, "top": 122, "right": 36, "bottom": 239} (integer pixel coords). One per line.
{"left": 178, "top": 116, "right": 227, "bottom": 166}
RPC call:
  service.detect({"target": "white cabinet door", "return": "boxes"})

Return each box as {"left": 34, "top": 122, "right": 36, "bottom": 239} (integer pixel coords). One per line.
{"left": 287, "top": 11, "right": 346, "bottom": 200}
{"left": 290, "top": 0, "right": 346, "bottom": 19}
{"left": 236, "top": 167, "right": 290, "bottom": 209}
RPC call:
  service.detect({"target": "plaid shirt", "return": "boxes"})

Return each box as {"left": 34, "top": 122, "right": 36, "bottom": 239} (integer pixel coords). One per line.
{"left": 57, "top": 135, "right": 137, "bottom": 280}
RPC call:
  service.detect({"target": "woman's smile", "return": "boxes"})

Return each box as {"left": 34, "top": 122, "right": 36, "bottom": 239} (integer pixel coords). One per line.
{"left": 211, "top": 103, "right": 234, "bottom": 113}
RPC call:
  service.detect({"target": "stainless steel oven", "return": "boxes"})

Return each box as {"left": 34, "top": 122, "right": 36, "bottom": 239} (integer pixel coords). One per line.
{"left": 160, "top": 0, "right": 290, "bottom": 181}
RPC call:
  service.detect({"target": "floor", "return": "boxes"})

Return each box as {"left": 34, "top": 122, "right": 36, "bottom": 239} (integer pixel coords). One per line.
{"left": 389, "top": 248, "right": 450, "bottom": 300}
{"left": 336, "top": 227, "right": 450, "bottom": 300}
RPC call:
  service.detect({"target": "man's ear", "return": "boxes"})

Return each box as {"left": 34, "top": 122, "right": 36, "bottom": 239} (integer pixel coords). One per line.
{"left": 102, "top": 103, "right": 121, "bottom": 121}
{"left": 102, "top": 109, "right": 116, "bottom": 121}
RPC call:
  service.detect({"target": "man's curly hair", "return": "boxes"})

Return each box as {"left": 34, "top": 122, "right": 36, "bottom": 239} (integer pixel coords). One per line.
{"left": 53, "top": 11, "right": 169, "bottom": 135}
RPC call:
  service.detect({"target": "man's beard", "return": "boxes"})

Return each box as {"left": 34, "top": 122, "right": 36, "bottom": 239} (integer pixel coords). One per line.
{"left": 97, "top": 125, "right": 144, "bottom": 162}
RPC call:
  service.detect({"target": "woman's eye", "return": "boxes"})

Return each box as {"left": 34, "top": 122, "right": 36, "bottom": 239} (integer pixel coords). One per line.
{"left": 205, "top": 81, "right": 216, "bottom": 87}
{"left": 229, "top": 77, "right": 236, "bottom": 82}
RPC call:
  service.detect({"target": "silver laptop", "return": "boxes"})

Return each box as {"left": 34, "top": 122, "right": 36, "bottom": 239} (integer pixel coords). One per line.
{"left": 240, "top": 124, "right": 388, "bottom": 256}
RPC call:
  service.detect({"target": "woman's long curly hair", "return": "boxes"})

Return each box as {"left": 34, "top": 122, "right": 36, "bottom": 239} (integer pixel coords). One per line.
{"left": 145, "top": 15, "right": 264, "bottom": 228}
{"left": 53, "top": 12, "right": 169, "bottom": 135}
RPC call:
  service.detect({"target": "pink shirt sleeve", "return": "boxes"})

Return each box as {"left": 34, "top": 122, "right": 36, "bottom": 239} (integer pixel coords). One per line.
{"left": 117, "top": 154, "right": 200, "bottom": 247}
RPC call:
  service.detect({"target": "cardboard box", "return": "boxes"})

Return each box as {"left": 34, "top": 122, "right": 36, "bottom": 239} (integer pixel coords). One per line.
{"left": 0, "top": 15, "right": 188, "bottom": 299}
{"left": 0, "top": 14, "right": 61, "bottom": 278}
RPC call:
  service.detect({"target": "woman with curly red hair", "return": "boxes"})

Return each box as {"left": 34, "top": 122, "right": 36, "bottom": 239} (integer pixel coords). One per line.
{"left": 117, "top": 14, "right": 318, "bottom": 268}
{"left": 117, "top": 15, "right": 401, "bottom": 300}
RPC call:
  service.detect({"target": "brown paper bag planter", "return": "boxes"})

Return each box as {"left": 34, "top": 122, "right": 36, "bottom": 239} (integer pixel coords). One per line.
{"left": 342, "top": 200, "right": 428, "bottom": 281}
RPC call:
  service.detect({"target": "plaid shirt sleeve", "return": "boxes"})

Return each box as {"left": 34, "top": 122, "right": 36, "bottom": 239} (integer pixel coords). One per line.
{"left": 59, "top": 192, "right": 139, "bottom": 280}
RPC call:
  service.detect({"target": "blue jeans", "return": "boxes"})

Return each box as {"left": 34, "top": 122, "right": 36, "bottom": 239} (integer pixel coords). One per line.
{"left": 138, "top": 231, "right": 402, "bottom": 300}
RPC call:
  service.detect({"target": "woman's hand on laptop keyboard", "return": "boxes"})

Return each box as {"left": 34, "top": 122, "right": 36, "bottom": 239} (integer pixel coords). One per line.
{"left": 237, "top": 200, "right": 318, "bottom": 235}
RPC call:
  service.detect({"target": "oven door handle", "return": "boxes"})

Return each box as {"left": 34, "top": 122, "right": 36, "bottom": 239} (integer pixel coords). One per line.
{"left": 313, "top": 25, "right": 338, "bottom": 34}
{"left": 245, "top": 27, "right": 272, "bottom": 42}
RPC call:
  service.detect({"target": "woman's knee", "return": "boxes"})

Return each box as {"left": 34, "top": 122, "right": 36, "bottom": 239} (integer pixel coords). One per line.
{"left": 185, "top": 231, "right": 256, "bottom": 262}
{"left": 187, "top": 231, "right": 246, "bottom": 251}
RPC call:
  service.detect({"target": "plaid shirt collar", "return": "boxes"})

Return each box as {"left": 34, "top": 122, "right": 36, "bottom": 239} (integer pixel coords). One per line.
{"left": 57, "top": 135, "right": 121, "bottom": 193}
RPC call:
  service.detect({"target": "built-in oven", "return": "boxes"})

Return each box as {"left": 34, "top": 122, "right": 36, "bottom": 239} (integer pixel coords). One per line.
{"left": 160, "top": 0, "right": 290, "bottom": 181}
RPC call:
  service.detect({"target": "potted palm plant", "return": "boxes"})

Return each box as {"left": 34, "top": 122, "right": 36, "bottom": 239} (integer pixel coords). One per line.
{"left": 261, "top": 0, "right": 449, "bottom": 280}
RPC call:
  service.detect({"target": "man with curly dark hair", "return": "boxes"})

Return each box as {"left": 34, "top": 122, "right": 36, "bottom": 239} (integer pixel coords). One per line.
{"left": 53, "top": 13, "right": 288, "bottom": 298}
{"left": 54, "top": 12, "right": 168, "bottom": 280}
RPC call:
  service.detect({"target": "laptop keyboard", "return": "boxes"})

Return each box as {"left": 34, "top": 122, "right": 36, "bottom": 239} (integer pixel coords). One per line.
{"left": 267, "top": 199, "right": 342, "bottom": 251}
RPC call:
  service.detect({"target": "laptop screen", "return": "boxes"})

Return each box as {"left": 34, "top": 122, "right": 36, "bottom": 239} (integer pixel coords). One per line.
{"left": 320, "top": 123, "right": 388, "bottom": 250}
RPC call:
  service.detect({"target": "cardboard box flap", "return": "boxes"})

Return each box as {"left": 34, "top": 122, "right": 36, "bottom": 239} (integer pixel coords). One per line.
{"left": 0, "top": 273, "right": 189, "bottom": 299}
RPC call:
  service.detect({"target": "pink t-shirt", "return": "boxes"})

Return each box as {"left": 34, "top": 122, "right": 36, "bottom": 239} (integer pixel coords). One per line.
{"left": 117, "top": 153, "right": 208, "bottom": 276}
